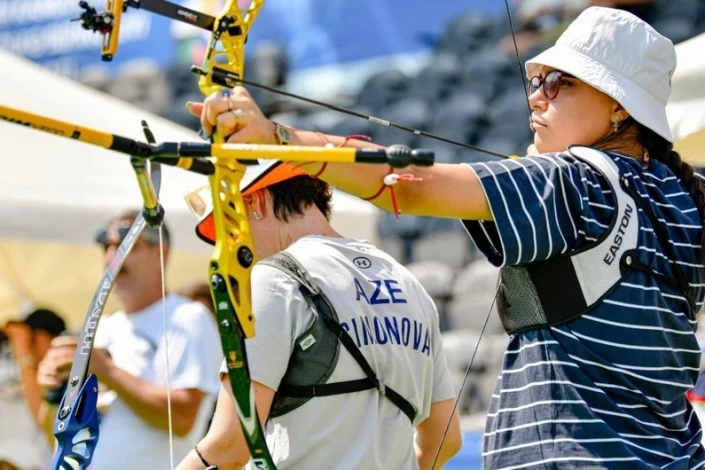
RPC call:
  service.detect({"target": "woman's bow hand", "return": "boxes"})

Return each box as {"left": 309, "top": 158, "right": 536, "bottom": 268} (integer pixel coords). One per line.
{"left": 186, "top": 86, "right": 279, "bottom": 144}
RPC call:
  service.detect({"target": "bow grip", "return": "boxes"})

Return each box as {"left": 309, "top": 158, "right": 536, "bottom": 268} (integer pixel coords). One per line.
{"left": 51, "top": 374, "right": 100, "bottom": 470}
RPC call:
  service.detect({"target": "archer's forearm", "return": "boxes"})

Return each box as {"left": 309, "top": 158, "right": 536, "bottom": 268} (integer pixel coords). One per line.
{"left": 416, "top": 444, "right": 456, "bottom": 470}
{"left": 16, "top": 362, "right": 45, "bottom": 428}
{"left": 292, "top": 127, "right": 492, "bottom": 220}
{"left": 290, "top": 129, "right": 401, "bottom": 211}
{"left": 100, "top": 366, "right": 198, "bottom": 436}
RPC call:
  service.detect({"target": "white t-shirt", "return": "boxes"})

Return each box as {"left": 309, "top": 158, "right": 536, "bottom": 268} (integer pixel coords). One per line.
{"left": 224, "top": 235, "right": 455, "bottom": 470}
{"left": 91, "top": 294, "right": 223, "bottom": 469}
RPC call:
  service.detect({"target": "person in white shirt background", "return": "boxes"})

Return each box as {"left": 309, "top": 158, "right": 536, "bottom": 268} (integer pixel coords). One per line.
{"left": 36, "top": 210, "right": 223, "bottom": 469}
{"left": 0, "top": 308, "right": 66, "bottom": 470}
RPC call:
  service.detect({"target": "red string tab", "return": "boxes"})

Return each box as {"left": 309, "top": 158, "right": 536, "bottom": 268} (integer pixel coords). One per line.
{"left": 364, "top": 168, "right": 423, "bottom": 220}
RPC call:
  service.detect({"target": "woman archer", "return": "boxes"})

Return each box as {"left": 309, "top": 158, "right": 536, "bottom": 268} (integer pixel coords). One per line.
{"left": 191, "top": 7, "right": 705, "bottom": 468}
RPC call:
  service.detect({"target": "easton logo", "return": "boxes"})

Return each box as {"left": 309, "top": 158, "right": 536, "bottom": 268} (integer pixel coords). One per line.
{"left": 603, "top": 203, "right": 634, "bottom": 265}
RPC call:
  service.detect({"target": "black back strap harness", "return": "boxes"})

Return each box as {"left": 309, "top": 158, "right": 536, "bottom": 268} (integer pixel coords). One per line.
{"left": 261, "top": 251, "right": 417, "bottom": 422}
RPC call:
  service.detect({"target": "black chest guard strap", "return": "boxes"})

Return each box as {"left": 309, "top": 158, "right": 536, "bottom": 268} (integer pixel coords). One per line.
{"left": 261, "top": 252, "right": 417, "bottom": 422}
{"left": 497, "top": 146, "right": 693, "bottom": 335}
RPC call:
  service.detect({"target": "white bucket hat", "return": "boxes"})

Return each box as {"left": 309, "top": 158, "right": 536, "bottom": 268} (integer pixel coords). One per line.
{"left": 525, "top": 6, "right": 677, "bottom": 143}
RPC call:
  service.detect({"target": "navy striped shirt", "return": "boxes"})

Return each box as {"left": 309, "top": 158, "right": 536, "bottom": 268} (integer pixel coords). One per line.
{"left": 463, "top": 150, "right": 705, "bottom": 469}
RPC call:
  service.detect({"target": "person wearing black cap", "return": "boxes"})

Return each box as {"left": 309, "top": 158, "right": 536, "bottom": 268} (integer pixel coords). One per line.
{"left": 1, "top": 307, "right": 66, "bottom": 469}
{"left": 36, "top": 209, "right": 223, "bottom": 469}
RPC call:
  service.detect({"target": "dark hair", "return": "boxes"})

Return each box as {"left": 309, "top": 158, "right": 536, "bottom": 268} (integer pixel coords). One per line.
{"left": 637, "top": 122, "right": 705, "bottom": 267}
{"left": 20, "top": 308, "right": 66, "bottom": 337}
{"left": 265, "top": 176, "right": 332, "bottom": 222}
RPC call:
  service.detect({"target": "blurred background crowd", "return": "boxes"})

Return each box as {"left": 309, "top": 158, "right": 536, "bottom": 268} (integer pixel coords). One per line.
{"left": 2, "top": 0, "right": 705, "bottom": 468}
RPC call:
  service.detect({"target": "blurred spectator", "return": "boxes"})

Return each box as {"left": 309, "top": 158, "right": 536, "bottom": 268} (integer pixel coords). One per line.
{"left": 36, "top": 210, "right": 223, "bottom": 469}
{"left": 178, "top": 282, "right": 215, "bottom": 316}
{"left": 0, "top": 307, "right": 65, "bottom": 469}
{"left": 588, "top": 0, "right": 655, "bottom": 21}
{"left": 500, "top": 0, "right": 589, "bottom": 55}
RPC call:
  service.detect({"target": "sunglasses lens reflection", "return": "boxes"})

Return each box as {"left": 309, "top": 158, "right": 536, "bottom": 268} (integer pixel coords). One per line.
{"left": 545, "top": 72, "right": 561, "bottom": 99}
{"left": 95, "top": 227, "right": 131, "bottom": 246}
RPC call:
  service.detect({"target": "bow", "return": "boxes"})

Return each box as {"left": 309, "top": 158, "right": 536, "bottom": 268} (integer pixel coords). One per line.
{"left": 77, "top": 0, "right": 275, "bottom": 466}
{"left": 50, "top": 120, "right": 165, "bottom": 469}
{"left": 75, "top": 1, "right": 432, "bottom": 467}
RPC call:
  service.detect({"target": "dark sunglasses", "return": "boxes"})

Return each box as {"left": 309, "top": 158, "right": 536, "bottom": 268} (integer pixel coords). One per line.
{"left": 94, "top": 221, "right": 161, "bottom": 249}
{"left": 528, "top": 70, "right": 573, "bottom": 100}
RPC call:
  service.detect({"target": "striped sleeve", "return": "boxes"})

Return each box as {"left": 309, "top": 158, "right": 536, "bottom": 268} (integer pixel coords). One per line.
{"left": 462, "top": 154, "right": 615, "bottom": 267}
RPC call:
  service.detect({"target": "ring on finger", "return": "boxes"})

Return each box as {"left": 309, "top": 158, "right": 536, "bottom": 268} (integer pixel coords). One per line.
{"left": 231, "top": 108, "right": 244, "bottom": 124}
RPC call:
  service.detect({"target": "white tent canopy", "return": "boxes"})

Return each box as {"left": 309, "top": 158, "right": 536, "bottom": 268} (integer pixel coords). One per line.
{"left": 667, "top": 32, "right": 705, "bottom": 159}
{"left": 0, "top": 49, "right": 380, "bottom": 253}
{"left": 0, "top": 49, "right": 380, "bottom": 325}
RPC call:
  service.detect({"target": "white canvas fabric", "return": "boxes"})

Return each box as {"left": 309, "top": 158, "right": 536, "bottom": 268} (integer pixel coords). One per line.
{"left": 526, "top": 6, "right": 677, "bottom": 142}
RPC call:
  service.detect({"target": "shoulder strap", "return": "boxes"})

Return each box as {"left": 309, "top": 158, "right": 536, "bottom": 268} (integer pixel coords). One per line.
{"left": 569, "top": 146, "right": 695, "bottom": 310}
{"left": 617, "top": 174, "right": 696, "bottom": 310}
{"left": 260, "top": 251, "right": 417, "bottom": 422}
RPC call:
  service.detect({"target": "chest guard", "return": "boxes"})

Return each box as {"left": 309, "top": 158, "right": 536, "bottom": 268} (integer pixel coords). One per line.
{"left": 497, "top": 146, "right": 693, "bottom": 335}
{"left": 261, "top": 252, "right": 416, "bottom": 422}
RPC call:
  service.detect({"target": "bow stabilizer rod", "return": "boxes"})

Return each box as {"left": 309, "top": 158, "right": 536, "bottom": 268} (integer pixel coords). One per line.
{"left": 0, "top": 104, "right": 214, "bottom": 175}
{"left": 0, "top": 104, "right": 432, "bottom": 169}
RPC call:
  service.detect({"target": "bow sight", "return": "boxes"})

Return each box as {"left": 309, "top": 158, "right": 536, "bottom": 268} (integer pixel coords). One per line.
{"left": 74, "top": 0, "right": 226, "bottom": 62}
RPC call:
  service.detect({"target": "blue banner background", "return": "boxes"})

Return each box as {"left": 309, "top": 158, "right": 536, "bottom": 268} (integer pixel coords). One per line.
{"left": 0, "top": 0, "right": 504, "bottom": 78}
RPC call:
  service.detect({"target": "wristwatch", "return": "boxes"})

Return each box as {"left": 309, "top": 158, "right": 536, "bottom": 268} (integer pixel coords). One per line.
{"left": 272, "top": 121, "right": 291, "bottom": 145}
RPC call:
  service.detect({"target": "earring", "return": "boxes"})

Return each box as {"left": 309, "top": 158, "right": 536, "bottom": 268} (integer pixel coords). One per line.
{"left": 253, "top": 211, "right": 263, "bottom": 220}
{"left": 611, "top": 114, "right": 620, "bottom": 133}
